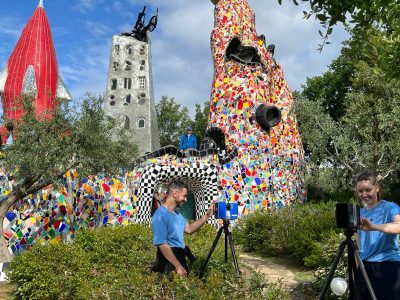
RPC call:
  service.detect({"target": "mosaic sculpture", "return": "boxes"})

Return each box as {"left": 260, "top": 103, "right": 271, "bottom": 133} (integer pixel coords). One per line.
{"left": 208, "top": 0, "right": 306, "bottom": 210}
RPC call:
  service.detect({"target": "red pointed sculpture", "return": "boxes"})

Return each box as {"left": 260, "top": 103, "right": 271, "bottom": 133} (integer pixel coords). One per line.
{"left": 0, "top": 0, "right": 71, "bottom": 143}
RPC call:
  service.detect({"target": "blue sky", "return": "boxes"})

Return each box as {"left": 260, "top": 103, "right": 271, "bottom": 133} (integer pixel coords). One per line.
{"left": 0, "top": 0, "right": 349, "bottom": 115}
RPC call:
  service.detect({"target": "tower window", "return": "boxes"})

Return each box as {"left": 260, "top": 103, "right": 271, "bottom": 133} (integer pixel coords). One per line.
{"left": 125, "top": 45, "right": 132, "bottom": 54}
{"left": 138, "top": 118, "right": 145, "bottom": 128}
{"left": 124, "top": 78, "right": 132, "bottom": 89}
{"left": 110, "top": 100, "right": 116, "bottom": 106}
{"left": 139, "top": 77, "right": 146, "bottom": 89}
{"left": 124, "top": 94, "right": 131, "bottom": 105}
{"left": 113, "top": 62, "right": 119, "bottom": 71}
{"left": 140, "top": 60, "right": 145, "bottom": 71}
{"left": 140, "top": 45, "right": 146, "bottom": 55}
{"left": 110, "top": 94, "right": 115, "bottom": 100}
{"left": 111, "top": 79, "right": 117, "bottom": 90}
{"left": 114, "top": 45, "right": 120, "bottom": 54}
{"left": 125, "top": 61, "right": 132, "bottom": 71}
{"left": 138, "top": 93, "right": 146, "bottom": 105}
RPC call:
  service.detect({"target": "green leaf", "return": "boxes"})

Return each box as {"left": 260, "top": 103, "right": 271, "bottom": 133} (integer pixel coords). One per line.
{"left": 317, "top": 14, "right": 327, "bottom": 21}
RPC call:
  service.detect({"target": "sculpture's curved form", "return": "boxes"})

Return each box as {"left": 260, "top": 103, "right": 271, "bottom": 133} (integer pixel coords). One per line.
{"left": 0, "top": 0, "right": 71, "bottom": 143}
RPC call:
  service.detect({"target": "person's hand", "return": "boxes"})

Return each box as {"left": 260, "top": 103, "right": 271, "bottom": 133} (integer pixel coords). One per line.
{"left": 360, "top": 218, "right": 374, "bottom": 231}
{"left": 206, "top": 203, "right": 215, "bottom": 218}
{"left": 175, "top": 265, "right": 187, "bottom": 277}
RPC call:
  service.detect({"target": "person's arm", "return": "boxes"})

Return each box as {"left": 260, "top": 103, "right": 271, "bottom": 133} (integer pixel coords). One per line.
{"left": 158, "top": 243, "right": 187, "bottom": 276}
{"left": 185, "top": 204, "right": 214, "bottom": 234}
{"left": 360, "top": 214, "right": 400, "bottom": 234}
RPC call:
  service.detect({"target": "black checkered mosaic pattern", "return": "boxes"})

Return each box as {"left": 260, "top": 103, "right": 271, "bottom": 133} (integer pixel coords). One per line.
{"left": 136, "top": 163, "right": 219, "bottom": 224}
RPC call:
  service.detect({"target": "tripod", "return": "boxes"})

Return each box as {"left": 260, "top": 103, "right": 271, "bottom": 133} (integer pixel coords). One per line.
{"left": 199, "top": 219, "right": 240, "bottom": 277}
{"left": 319, "top": 229, "right": 376, "bottom": 300}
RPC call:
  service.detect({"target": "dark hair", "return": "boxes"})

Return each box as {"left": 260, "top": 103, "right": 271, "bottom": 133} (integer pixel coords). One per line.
{"left": 354, "top": 170, "right": 382, "bottom": 201}
{"left": 167, "top": 180, "right": 188, "bottom": 195}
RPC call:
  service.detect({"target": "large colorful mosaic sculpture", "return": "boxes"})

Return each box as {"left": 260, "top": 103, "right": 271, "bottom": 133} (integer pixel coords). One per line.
{"left": 0, "top": 0, "right": 71, "bottom": 143}
{"left": 207, "top": 0, "right": 306, "bottom": 210}
{"left": 130, "top": 0, "right": 306, "bottom": 222}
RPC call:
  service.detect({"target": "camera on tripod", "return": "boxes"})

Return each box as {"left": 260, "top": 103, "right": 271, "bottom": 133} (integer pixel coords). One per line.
{"left": 320, "top": 203, "right": 376, "bottom": 299}
{"left": 214, "top": 201, "right": 238, "bottom": 220}
{"left": 200, "top": 201, "right": 240, "bottom": 277}
{"left": 335, "top": 203, "right": 361, "bottom": 230}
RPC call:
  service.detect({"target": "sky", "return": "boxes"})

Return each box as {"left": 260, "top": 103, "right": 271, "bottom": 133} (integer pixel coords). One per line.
{"left": 0, "top": 0, "right": 349, "bottom": 115}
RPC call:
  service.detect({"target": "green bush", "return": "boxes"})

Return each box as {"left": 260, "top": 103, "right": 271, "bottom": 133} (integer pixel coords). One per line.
{"left": 235, "top": 201, "right": 341, "bottom": 267}
{"left": 9, "top": 224, "right": 286, "bottom": 300}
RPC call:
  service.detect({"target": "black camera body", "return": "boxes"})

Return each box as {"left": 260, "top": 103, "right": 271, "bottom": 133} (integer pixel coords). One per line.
{"left": 335, "top": 203, "right": 361, "bottom": 230}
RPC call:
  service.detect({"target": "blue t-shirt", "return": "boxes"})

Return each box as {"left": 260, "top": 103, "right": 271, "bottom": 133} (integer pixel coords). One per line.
{"left": 152, "top": 205, "right": 188, "bottom": 249}
{"left": 358, "top": 200, "right": 400, "bottom": 262}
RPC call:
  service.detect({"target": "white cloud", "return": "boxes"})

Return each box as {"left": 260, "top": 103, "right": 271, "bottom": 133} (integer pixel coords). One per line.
{"left": 59, "top": 38, "right": 111, "bottom": 100}
{"left": 83, "top": 20, "right": 113, "bottom": 37}
{"left": 73, "top": 0, "right": 104, "bottom": 13}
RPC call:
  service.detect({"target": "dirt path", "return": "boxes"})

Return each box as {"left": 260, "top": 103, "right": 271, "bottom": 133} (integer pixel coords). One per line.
{"left": 239, "top": 252, "right": 318, "bottom": 300}
{"left": 0, "top": 282, "right": 13, "bottom": 300}
{"left": 240, "top": 253, "right": 298, "bottom": 289}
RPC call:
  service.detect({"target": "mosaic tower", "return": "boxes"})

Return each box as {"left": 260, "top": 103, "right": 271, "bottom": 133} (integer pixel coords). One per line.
{"left": 0, "top": 0, "right": 71, "bottom": 143}
{"left": 207, "top": 0, "right": 306, "bottom": 209}
{"left": 104, "top": 7, "right": 160, "bottom": 154}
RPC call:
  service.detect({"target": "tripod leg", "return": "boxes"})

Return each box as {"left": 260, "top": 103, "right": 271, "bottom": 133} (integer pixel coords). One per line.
{"left": 319, "top": 240, "right": 347, "bottom": 300}
{"left": 353, "top": 249, "right": 377, "bottom": 300}
{"left": 226, "top": 228, "right": 240, "bottom": 277}
{"left": 225, "top": 230, "right": 228, "bottom": 262}
{"left": 199, "top": 227, "right": 224, "bottom": 277}
{"left": 347, "top": 240, "right": 357, "bottom": 300}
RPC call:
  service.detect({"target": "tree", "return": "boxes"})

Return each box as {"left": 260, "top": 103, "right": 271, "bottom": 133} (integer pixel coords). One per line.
{"left": 295, "top": 53, "right": 400, "bottom": 190}
{"left": 283, "top": 0, "right": 400, "bottom": 77}
{"left": 301, "top": 46, "right": 355, "bottom": 121}
{"left": 155, "top": 96, "right": 192, "bottom": 147}
{"left": 0, "top": 93, "right": 138, "bottom": 262}
{"left": 193, "top": 101, "right": 210, "bottom": 145}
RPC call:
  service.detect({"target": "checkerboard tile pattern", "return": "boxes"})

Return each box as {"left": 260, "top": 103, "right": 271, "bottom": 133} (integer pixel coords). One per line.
{"left": 136, "top": 163, "right": 219, "bottom": 224}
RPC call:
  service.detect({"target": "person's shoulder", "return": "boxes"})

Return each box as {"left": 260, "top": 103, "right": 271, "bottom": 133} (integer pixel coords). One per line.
{"left": 381, "top": 200, "right": 400, "bottom": 211}
{"left": 152, "top": 206, "right": 167, "bottom": 220}
{"left": 381, "top": 200, "right": 399, "bottom": 207}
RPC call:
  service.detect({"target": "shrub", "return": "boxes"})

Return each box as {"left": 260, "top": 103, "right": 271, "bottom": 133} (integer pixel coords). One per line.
{"left": 9, "top": 224, "right": 286, "bottom": 299}
{"left": 235, "top": 201, "right": 341, "bottom": 267}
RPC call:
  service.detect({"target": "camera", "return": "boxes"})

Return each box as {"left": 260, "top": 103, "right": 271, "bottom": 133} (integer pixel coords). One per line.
{"left": 214, "top": 201, "right": 238, "bottom": 220}
{"left": 335, "top": 203, "right": 361, "bottom": 230}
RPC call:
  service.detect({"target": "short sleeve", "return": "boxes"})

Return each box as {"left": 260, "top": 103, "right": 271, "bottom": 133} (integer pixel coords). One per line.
{"left": 389, "top": 202, "right": 400, "bottom": 221}
{"left": 152, "top": 214, "right": 168, "bottom": 246}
